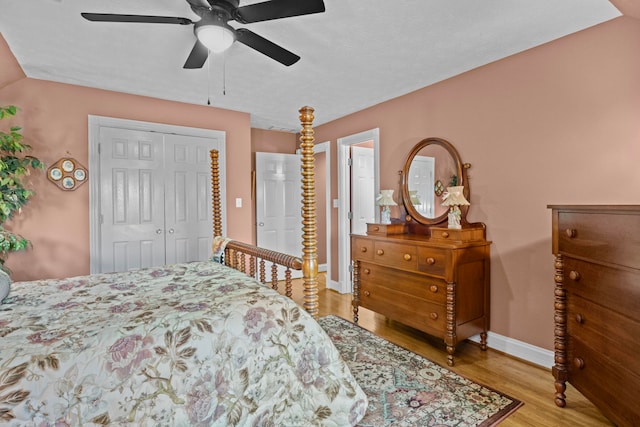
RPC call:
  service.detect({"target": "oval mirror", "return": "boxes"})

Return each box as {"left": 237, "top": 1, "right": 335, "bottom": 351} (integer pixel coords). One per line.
{"left": 401, "top": 137, "right": 465, "bottom": 225}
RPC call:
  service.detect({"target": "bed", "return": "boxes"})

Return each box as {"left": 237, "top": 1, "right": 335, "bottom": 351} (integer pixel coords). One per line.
{"left": 0, "top": 107, "right": 368, "bottom": 426}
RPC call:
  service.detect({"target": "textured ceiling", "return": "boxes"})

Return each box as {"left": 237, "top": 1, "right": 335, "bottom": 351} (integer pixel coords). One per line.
{"left": 0, "top": 0, "right": 621, "bottom": 131}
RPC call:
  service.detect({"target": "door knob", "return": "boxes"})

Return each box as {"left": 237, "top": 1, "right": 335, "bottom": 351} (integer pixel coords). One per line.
{"left": 156, "top": 229, "right": 162, "bottom": 234}
{"left": 168, "top": 228, "right": 175, "bottom": 234}
{"left": 258, "top": 222, "right": 264, "bottom": 227}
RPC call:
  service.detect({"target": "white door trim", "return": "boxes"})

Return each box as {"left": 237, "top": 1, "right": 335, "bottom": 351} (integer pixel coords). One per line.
{"left": 314, "top": 141, "right": 337, "bottom": 289}
{"left": 88, "top": 116, "right": 226, "bottom": 274}
{"left": 337, "top": 128, "right": 380, "bottom": 294}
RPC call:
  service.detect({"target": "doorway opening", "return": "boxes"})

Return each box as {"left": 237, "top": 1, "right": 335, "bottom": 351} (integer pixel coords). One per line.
{"left": 337, "top": 128, "right": 380, "bottom": 294}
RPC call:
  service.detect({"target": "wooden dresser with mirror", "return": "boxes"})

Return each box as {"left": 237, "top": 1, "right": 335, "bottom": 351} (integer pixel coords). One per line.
{"left": 351, "top": 137, "right": 491, "bottom": 366}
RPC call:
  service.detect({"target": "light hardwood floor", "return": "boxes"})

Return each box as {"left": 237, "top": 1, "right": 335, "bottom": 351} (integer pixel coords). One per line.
{"left": 285, "top": 274, "right": 613, "bottom": 427}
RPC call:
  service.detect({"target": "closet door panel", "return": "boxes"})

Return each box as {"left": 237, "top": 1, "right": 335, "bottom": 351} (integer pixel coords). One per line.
{"left": 164, "top": 135, "right": 214, "bottom": 264}
{"left": 99, "top": 127, "right": 165, "bottom": 273}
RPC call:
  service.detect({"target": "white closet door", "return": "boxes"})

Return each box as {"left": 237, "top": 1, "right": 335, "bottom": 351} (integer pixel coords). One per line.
{"left": 164, "top": 134, "right": 214, "bottom": 264}
{"left": 256, "top": 152, "right": 302, "bottom": 256}
{"left": 256, "top": 152, "right": 303, "bottom": 279}
{"left": 99, "top": 127, "right": 166, "bottom": 272}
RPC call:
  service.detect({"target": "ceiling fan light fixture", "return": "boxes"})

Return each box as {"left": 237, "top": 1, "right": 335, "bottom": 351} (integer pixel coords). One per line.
{"left": 196, "top": 24, "right": 235, "bottom": 53}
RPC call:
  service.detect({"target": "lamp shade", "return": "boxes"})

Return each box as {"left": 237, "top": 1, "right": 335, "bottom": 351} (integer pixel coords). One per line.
{"left": 196, "top": 24, "right": 235, "bottom": 53}
{"left": 376, "top": 189, "right": 398, "bottom": 206}
{"left": 441, "top": 186, "right": 469, "bottom": 206}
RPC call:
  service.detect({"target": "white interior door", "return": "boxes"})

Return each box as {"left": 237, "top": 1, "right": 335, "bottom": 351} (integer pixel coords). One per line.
{"left": 99, "top": 127, "right": 166, "bottom": 272}
{"left": 351, "top": 145, "right": 375, "bottom": 235}
{"left": 256, "top": 152, "right": 303, "bottom": 277}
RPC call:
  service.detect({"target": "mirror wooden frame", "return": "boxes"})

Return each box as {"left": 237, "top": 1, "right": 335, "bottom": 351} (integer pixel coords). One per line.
{"left": 401, "top": 137, "right": 469, "bottom": 226}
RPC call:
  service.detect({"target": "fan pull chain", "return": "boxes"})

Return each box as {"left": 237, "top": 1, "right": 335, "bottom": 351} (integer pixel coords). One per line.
{"left": 207, "top": 50, "right": 211, "bottom": 105}
{"left": 223, "top": 51, "right": 227, "bottom": 96}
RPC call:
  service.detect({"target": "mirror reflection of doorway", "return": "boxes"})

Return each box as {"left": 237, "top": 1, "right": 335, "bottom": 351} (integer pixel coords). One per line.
{"left": 407, "top": 155, "right": 435, "bottom": 217}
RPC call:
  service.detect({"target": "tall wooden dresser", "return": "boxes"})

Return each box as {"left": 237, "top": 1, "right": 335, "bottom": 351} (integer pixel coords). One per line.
{"left": 550, "top": 205, "right": 640, "bottom": 427}
{"left": 351, "top": 223, "right": 490, "bottom": 366}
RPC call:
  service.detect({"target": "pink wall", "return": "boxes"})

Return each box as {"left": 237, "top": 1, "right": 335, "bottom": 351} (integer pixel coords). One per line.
{"left": 313, "top": 16, "right": 640, "bottom": 350}
{"left": 0, "top": 35, "right": 253, "bottom": 281}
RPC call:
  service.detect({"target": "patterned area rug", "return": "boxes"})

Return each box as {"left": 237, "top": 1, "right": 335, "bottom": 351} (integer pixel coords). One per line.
{"left": 318, "top": 315, "right": 523, "bottom": 427}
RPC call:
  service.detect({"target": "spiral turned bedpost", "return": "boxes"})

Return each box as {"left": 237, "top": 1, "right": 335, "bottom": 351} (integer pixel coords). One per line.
{"left": 211, "top": 149, "right": 222, "bottom": 238}
{"left": 299, "top": 106, "right": 319, "bottom": 318}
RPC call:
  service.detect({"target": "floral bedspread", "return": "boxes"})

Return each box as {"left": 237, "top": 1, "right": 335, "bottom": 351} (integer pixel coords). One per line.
{"left": 0, "top": 261, "right": 367, "bottom": 426}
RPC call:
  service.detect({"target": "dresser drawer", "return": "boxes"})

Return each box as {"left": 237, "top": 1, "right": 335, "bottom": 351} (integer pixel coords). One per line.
{"left": 567, "top": 294, "right": 640, "bottom": 373}
{"left": 558, "top": 211, "right": 640, "bottom": 268}
{"left": 430, "top": 226, "right": 485, "bottom": 242}
{"left": 366, "top": 223, "right": 406, "bottom": 235}
{"left": 352, "top": 237, "right": 374, "bottom": 261}
{"left": 568, "top": 338, "right": 640, "bottom": 426}
{"left": 416, "top": 247, "right": 447, "bottom": 278}
{"left": 563, "top": 257, "right": 640, "bottom": 320}
{"left": 373, "top": 241, "right": 418, "bottom": 270}
{"left": 358, "top": 262, "right": 446, "bottom": 305}
{"left": 359, "top": 279, "right": 446, "bottom": 337}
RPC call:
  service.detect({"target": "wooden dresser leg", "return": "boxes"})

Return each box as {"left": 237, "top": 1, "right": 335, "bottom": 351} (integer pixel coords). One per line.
{"left": 554, "top": 379, "right": 567, "bottom": 407}
{"left": 553, "top": 254, "right": 568, "bottom": 408}
{"left": 446, "top": 347, "right": 455, "bottom": 367}
{"left": 352, "top": 260, "right": 360, "bottom": 323}
{"left": 480, "top": 331, "right": 488, "bottom": 351}
{"left": 446, "top": 281, "right": 456, "bottom": 366}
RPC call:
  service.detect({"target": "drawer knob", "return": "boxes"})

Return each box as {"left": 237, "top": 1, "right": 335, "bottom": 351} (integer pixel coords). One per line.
{"left": 360, "top": 246, "right": 367, "bottom": 253}
{"left": 575, "top": 313, "right": 584, "bottom": 324}
{"left": 373, "top": 226, "right": 380, "bottom": 231}
{"left": 430, "top": 312, "right": 438, "bottom": 320}
{"left": 377, "top": 249, "right": 384, "bottom": 256}
{"left": 565, "top": 228, "right": 577, "bottom": 238}
{"left": 573, "top": 357, "right": 585, "bottom": 369}
{"left": 569, "top": 270, "right": 581, "bottom": 281}
{"left": 430, "top": 285, "right": 438, "bottom": 293}
{"left": 425, "top": 257, "right": 436, "bottom": 265}
{"left": 441, "top": 231, "right": 450, "bottom": 238}
{"left": 403, "top": 253, "right": 412, "bottom": 261}
{"left": 364, "top": 290, "right": 370, "bottom": 297}
{"left": 363, "top": 268, "right": 370, "bottom": 275}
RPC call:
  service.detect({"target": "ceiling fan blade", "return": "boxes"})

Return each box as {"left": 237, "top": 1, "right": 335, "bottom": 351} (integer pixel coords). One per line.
{"left": 185, "top": 0, "right": 212, "bottom": 15}
{"left": 183, "top": 40, "right": 210, "bottom": 69}
{"left": 234, "top": 0, "right": 325, "bottom": 24}
{"left": 186, "top": 0, "right": 211, "bottom": 9}
{"left": 81, "top": 13, "right": 193, "bottom": 25}
{"left": 236, "top": 28, "right": 300, "bottom": 66}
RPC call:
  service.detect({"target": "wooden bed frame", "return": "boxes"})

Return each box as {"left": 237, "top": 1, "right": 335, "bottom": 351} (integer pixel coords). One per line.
{"left": 209, "top": 106, "right": 319, "bottom": 318}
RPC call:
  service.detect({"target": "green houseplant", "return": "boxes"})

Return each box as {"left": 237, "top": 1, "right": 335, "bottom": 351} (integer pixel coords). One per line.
{"left": 0, "top": 105, "right": 43, "bottom": 272}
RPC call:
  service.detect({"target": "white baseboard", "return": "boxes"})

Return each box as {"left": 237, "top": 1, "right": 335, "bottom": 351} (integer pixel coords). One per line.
{"left": 468, "top": 331, "right": 554, "bottom": 369}
{"left": 326, "top": 279, "right": 344, "bottom": 292}
{"left": 318, "top": 264, "right": 327, "bottom": 272}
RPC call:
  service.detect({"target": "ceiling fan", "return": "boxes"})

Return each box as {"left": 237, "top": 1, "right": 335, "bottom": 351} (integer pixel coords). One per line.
{"left": 81, "top": 0, "right": 326, "bottom": 68}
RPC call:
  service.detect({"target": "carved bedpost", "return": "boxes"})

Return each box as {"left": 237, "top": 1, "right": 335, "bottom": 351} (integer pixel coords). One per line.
{"left": 299, "top": 106, "right": 319, "bottom": 318}
{"left": 211, "top": 149, "right": 222, "bottom": 238}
